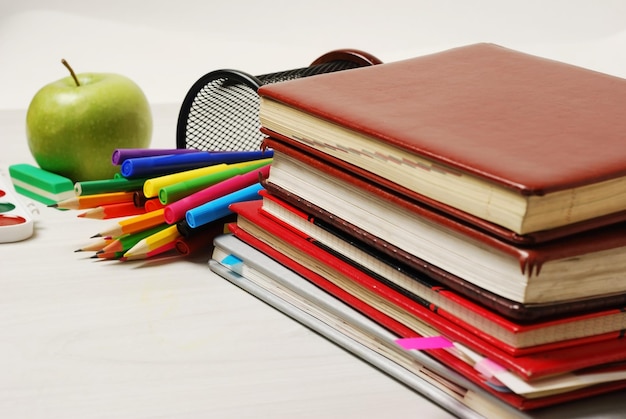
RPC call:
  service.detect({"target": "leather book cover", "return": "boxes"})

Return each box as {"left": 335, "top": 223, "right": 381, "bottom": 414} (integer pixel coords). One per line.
{"left": 261, "top": 133, "right": 626, "bottom": 246}
{"left": 228, "top": 200, "right": 626, "bottom": 382}
{"left": 258, "top": 43, "right": 626, "bottom": 195}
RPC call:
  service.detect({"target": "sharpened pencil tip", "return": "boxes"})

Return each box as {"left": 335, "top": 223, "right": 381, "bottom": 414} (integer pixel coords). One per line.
{"left": 95, "top": 250, "right": 104, "bottom": 255}
{"left": 90, "top": 254, "right": 99, "bottom": 259}
{"left": 90, "top": 234, "right": 101, "bottom": 238}
{"left": 48, "top": 203, "right": 59, "bottom": 208}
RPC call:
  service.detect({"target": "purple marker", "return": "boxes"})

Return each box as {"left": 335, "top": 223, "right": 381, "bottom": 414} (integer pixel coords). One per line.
{"left": 111, "top": 148, "right": 201, "bottom": 165}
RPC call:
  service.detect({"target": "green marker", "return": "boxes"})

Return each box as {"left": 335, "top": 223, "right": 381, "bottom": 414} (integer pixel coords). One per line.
{"left": 74, "top": 177, "right": 148, "bottom": 196}
{"left": 158, "top": 159, "right": 272, "bottom": 205}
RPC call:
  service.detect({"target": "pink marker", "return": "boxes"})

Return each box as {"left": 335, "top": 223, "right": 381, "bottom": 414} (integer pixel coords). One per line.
{"left": 164, "top": 165, "right": 270, "bottom": 224}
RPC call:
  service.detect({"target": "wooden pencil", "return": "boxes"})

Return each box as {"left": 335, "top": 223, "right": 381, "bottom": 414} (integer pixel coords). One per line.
{"left": 91, "top": 208, "right": 166, "bottom": 238}
{"left": 51, "top": 191, "right": 136, "bottom": 210}
{"left": 77, "top": 201, "right": 146, "bottom": 219}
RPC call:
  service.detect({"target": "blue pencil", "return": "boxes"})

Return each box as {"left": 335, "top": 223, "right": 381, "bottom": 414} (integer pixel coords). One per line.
{"left": 185, "top": 183, "right": 263, "bottom": 228}
{"left": 120, "top": 150, "right": 274, "bottom": 178}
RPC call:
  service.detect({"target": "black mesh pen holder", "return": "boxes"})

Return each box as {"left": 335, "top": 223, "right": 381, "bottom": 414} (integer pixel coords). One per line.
{"left": 176, "top": 49, "right": 382, "bottom": 152}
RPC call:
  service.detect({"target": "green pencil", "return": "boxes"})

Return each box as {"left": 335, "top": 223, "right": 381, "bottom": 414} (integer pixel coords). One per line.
{"left": 96, "top": 223, "right": 169, "bottom": 254}
{"left": 158, "top": 159, "right": 272, "bottom": 204}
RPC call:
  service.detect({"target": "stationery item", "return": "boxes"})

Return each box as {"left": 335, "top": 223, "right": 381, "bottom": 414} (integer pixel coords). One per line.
{"left": 123, "top": 224, "right": 181, "bottom": 258}
{"left": 51, "top": 191, "right": 135, "bottom": 210}
{"left": 8, "top": 163, "right": 74, "bottom": 205}
{"left": 111, "top": 147, "right": 202, "bottom": 165}
{"left": 175, "top": 214, "right": 235, "bottom": 239}
{"left": 209, "top": 237, "right": 511, "bottom": 419}
{"left": 98, "top": 223, "right": 170, "bottom": 254}
{"left": 144, "top": 198, "right": 165, "bottom": 212}
{"left": 174, "top": 218, "right": 230, "bottom": 256}
{"left": 158, "top": 159, "right": 271, "bottom": 204}
{"left": 262, "top": 143, "right": 626, "bottom": 307}
{"left": 122, "top": 241, "right": 177, "bottom": 261}
{"left": 74, "top": 237, "right": 114, "bottom": 252}
{"left": 258, "top": 43, "right": 626, "bottom": 236}
{"left": 263, "top": 175, "right": 626, "bottom": 323}
{"left": 258, "top": 194, "right": 626, "bottom": 354}
{"left": 228, "top": 200, "right": 626, "bottom": 382}
{"left": 74, "top": 177, "right": 147, "bottom": 196}
{"left": 184, "top": 183, "right": 263, "bottom": 229}
{"left": 91, "top": 208, "right": 166, "bottom": 238}
{"left": 0, "top": 174, "right": 35, "bottom": 243}
{"left": 164, "top": 165, "right": 270, "bottom": 224}
{"left": 177, "top": 49, "right": 382, "bottom": 152}
{"left": 120, "top": 150, "right": 274, "bottom": 179}
{"left": 77, "top": 201, "right": 146, "bottom": 219}
{"left": 210, "top": 233, "right": 626, "bottom": 416}
{"left": 141, "top": 159, "right": 271, "bottom": 198}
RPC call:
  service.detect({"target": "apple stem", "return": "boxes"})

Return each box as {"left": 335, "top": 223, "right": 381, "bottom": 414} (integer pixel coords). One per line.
{"left": 61, "top": 59, "right": 80, "bottom": 87}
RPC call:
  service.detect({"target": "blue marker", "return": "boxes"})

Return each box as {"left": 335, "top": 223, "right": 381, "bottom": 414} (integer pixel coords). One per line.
{"left": 120, "top": 150, "right": 274, "bottom": 178}
{"left": 185, "top": 183, "right": 263, "bottom": 228}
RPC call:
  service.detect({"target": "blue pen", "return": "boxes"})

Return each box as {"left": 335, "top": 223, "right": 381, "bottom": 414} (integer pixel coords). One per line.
{"left": 120, "top": 150, "right": 274, "bottom": 178}
{"left": 185, "top": 183, "right": 263, "bottom": 228}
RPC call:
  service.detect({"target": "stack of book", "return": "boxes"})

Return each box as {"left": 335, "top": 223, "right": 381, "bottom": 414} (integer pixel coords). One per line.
{"left": 208, "top": 43, "right": 626, "bottom": 417}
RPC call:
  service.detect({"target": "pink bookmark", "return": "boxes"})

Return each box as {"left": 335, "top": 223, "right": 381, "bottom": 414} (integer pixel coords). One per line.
{"left": 395, "top": 336, "right": 454, "bottom": 350}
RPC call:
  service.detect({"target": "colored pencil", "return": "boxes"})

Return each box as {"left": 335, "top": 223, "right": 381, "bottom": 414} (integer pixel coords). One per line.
{"left": 123, "top": 224, "right": 181, "bottom": 259}
{"left": 74, "top": 177, "right": 147, "bottom": 196}
{"left": 122, "top": 241, "right": 177, "bottom": 261}
{"left": 120, "top": 149, "right": 274, "bottom": 178}
{"left": 91, "top": 208, "right": 166, "bottom": 238}
{"left": 92, "top": 250, "right": 125, "bottom": 260}
{"left": 111, "top": 148, "right": 201, "bottom": 165}
{"left": 158, "top": 159, "right": 271, "bottom": 204}
{"left": 50, "top": 191, "right": 135, "bottom": 210}
{"left": 163, "top": 165, "right": 270, "bottom": 224}
{"left": 77, "top": 201, "right": 146, "bottom": 219}
{"left": 74, "top": 237, "right": 114, "bottom": 252}
{"left": 98, "top": 223, "right": 169, "bottom": 254}
{"left": 185, "top": 183, "right": 263, "bottom": 229}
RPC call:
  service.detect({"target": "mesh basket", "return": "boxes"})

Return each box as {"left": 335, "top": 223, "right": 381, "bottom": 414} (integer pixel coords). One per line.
{"left": 176, "top": 49, "right": 382, "bottom": 151}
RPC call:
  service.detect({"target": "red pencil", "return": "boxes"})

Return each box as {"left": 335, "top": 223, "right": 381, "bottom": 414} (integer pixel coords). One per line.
{"left": 77, "top": 201, "right": 146, "bottom": 219}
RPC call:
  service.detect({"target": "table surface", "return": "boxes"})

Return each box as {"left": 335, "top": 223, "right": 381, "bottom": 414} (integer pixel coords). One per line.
{"left": 0, "top": 104, "right": 457, "bottom": 419}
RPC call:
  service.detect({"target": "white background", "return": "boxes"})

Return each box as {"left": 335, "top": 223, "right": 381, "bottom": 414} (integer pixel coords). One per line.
{"left": 2, "top": 1, "right": 626, "bottom": 112}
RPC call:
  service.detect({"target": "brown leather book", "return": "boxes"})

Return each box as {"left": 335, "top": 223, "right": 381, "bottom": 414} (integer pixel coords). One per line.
{"left": 258, "top": 43, "right": 626, "bottom": 236}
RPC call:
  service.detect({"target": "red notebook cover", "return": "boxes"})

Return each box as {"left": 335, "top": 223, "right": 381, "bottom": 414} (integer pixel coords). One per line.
{"left": 259, "top": 188, "right": 626, "bottom": 355}
{"left": 226, "top": 212, "right": 626, "bottom": 411}
{"left": 257, "top": 43, "right": 626, "bottom": 237}
{"left": 228, "top": 199, "right": 626, "bottom": 382}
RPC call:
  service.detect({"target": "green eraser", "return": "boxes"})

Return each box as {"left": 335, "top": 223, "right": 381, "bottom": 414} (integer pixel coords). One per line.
{"left": 8, "top": 164, "right": 75, "bottom": 205}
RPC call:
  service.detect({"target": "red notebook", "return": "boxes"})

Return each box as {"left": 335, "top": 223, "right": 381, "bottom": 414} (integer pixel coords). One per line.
{"left": 258, "top": 188, "right": 626, "bottom": 355}
{"left": 228, "top": 199, "right": 626, "bottom": 383}
{"left": 257, "top": 43, "right": 626, "bottom": 237}
{"left": 261, "top": 138, "right": 626, "bottom": 312}
{"left": 226, "top": 205, "right": 626, "bottom": 410}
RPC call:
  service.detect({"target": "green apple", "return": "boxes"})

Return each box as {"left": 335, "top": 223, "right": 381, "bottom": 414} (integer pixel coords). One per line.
{"left": 26, "top": 59, "right": 152, "bottom": 181}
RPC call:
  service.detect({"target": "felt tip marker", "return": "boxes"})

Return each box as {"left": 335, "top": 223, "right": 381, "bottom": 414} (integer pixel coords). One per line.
{"left": 185, "top": 183, "right": 263, "bottom": 229}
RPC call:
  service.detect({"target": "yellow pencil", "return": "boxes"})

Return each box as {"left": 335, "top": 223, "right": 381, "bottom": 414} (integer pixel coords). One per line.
{"left": 91, "top": 208, "right": 166, "bottom": 238}
{"left": 123, "top": 224, "right": 181, "bottom": 258}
